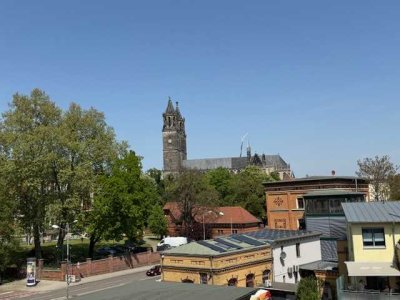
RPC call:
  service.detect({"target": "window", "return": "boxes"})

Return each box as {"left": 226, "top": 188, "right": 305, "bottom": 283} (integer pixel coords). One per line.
{"left": 296, "top": 243, "right": 301, "bottom": 257}
{"left": 232, "top": 229, "right": 238, "bottom": 234}
{"left": 217, "top": 229, "right": 224, "bottom": 234}
{"left": 362, "top": 228, "right": 385, "bottom": 247}
{"left": 200, "top": 273, "right": 208, "bottom": 284}
{"left": 262, "top": 270, "right": 271, "bottom": 283}
{"left": 297, "top": 197, "right": 304, "bottom": 209}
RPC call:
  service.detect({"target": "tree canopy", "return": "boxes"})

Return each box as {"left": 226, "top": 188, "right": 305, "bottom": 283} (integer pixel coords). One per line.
{"left": 85, "top": 150, "right": 159, "bottom": 257}
{"left": 356, "top": 155, "right": 398, "bottom": 201}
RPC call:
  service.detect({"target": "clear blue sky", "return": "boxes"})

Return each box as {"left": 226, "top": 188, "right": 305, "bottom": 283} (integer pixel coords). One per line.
{"left": 1, "top": 1, "right": 399, "bottom": 177}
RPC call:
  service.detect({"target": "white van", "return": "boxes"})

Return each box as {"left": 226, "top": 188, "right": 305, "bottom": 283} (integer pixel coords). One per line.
{"left": 157, "top": 237, "right": 187, "bottom": 250}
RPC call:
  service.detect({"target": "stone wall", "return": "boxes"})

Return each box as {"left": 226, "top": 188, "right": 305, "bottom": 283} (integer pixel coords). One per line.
{"left": 37, "top": 251, "right": 160, "bottom": 281}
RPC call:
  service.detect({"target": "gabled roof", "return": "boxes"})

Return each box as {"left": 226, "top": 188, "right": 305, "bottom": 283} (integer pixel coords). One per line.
{"left": 163, "top": 234, "right": 268, "bottom": 257}
{"left": 163, "top": 202, "right": 260, "bottom": 225}
{"left": 342, "top": 201, "right": 400, "bottom": 223}
{"left": 214, "top": 207, "right": 260, "bottom": 224}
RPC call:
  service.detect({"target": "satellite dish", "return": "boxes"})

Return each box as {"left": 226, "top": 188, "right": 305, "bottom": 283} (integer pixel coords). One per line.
{"left": 280, "top": 251, "right": 287, "bottom": 260}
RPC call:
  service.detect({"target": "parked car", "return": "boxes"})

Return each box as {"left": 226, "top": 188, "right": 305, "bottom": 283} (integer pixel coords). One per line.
{"left": 146, "top": 265, "right": 161, "bottom": 276}
{"left": 96, "top": 247, "right": 117, "bottom": 256}
{"left": 156, "top": 244, "right": 172, "bottom": 252}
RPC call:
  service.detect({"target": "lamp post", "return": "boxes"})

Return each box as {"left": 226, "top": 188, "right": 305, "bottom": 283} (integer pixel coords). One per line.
{"left": 52, "top": 221, "right": 76, "bottom": 300}
{"left": 202, "top": 211, "right": 214, "bottom": 240}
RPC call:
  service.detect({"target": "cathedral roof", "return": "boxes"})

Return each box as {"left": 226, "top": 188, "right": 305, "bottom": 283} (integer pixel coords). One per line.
{"left": 182, "top": 155, "right": 289, "bottom": 171}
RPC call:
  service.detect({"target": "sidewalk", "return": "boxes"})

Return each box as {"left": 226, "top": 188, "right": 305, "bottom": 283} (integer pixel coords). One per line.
{"left": 0, "top": 264, "right": 154, "bottom": 293}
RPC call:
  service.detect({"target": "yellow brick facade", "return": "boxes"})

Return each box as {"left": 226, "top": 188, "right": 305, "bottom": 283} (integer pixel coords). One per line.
{"left": 162, "top": 247, "right": 272, "bottom": 287}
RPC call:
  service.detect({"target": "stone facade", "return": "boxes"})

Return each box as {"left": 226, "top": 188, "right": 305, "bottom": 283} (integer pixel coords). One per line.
{"left": 162, "top": 99, "right": 187, "bottom": 175}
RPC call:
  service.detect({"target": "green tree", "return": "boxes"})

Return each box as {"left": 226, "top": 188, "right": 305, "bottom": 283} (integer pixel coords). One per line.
{"left": 166, "top": 170, "right": 218, "bottom": 239}
{"left": 146, "top": 168, "right": 165, "bottom": 201}
{"left": 0, "top": 166, "right": 20, "bottom": 283}
{"left": 148, "top": 205, "right": 168, "bottom": 239}
{"left": 356, "top": 155, "right": 398, "bottom": 201}
{"left": 205, "top": 167, "right": 233, "bottom": 203}
{"left": 50, "top": 103, "right": 119, "bottom": 249}
{"left": 0, "top": 89, "right": 61, "bottom": 258}
{"left": 296, "top": 276, "right": 323, "bottom": 300}
{"left": 227, "top": 166, "right": 275, "bottom": 219}
{"left": 85, "top": 151, "right": 158, "bottom": 257}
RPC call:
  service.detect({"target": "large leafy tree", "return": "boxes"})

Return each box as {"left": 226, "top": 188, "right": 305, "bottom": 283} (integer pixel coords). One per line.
{"left": 0, "top": 89, "right": 120, "bottom": 258}
{"left": 356, "top": 155, "right": 398, "bottom": 201}
{"left": 148, "top": 205, "right": 168, "bottom": 239}
{"left": 205, "top": 167, "right": 233, "bottom": 204}
{"left": 85, "top": 151, "right": 159, "bottom": 258}
{"left": 0, "top": 163, "right": 20, "bottom": 283}
{"left": 0, "top": 89, "right": 61, "bottom": 258}
{"left": 49, "top": 103, "right": 118, "bottom": 249}
{"left": 165, "top": 170, "right": 218, "bottom": 240}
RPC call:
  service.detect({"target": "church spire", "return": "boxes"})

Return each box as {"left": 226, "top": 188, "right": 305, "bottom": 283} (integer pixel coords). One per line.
{"left": 175, "top": 101, "right": 182, "bottom": 118}
{"left": 165, "top": 97, "right": 175, "bottom": 114}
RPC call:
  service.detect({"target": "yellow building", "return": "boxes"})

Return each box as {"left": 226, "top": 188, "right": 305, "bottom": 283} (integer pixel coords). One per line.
{"left": 342, "top": 202, "right": 400, "bottom": 294}
{"left": 161, "top": 236, "right": 272, "bottom": 288}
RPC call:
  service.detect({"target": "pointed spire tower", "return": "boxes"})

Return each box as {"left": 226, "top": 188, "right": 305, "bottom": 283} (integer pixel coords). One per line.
{"left": 162, "top": 98, "right": 187, "bottom": 174}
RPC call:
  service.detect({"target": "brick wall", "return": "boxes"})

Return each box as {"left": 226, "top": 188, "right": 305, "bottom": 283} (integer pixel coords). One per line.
{"left": 37, "top": 251, "right": 160, "bottom": 281}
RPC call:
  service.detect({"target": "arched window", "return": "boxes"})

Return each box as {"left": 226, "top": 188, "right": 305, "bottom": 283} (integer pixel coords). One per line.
{"left": 246, "top": 273, "right": 255, "bottom": 287}
{"left": 228, "top": 278, "right": 238, "bottom": 286}
{"left": 262, "top": 270, "right": 271, "bottom": 283}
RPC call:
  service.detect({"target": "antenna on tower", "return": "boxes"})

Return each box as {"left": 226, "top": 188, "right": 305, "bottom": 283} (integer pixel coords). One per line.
{"left": 240, "top": 133, "right": 248, "bottom": 157}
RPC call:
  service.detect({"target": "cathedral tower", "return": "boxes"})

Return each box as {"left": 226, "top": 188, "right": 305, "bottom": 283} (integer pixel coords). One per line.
{"left": 162, "top": 98, "right": 187, "bottom": 174}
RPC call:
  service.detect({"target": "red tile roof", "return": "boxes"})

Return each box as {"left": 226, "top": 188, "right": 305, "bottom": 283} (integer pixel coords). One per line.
{"left": 163, "top": 202, "right": 260, "bottom": 225}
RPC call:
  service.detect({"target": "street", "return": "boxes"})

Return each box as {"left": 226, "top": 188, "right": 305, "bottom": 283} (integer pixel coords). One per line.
{"left": 0, "top": 270, "right": 159, "bottom": 300}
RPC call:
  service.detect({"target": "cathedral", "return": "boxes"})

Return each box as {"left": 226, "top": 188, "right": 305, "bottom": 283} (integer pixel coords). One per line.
{"left": 162, "top": 99, "right": 293, "bottom": 179}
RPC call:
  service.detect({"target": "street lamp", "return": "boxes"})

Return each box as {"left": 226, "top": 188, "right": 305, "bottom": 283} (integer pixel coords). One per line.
{"left": 202, "top": 211, "right": 213, "bottom": 240}
{"left": 52, "top": 221, "right": 77, "bottom": 300}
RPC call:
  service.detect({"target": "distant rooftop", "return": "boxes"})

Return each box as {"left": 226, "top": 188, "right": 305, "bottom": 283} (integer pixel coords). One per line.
{"left": 304, "top": 189, "right": 365, "bottom": 197}
{"left": 163, "top": 202, "right": 261, "bottom": 224}
{"left": 342, "top": 201, "right": 400, "bottom": 223}
{"left": 163, "top": 234, "right": 268, "bottom": 257}
{"left": 264, "top": 175, "right": 369, "bottom": 186}
{"left": 182, "top": 155, "right": 289, "bottom": 171}
{"left": 246, "top": 228, "right": 321, "bottom": 243}
{"left": 163, "top": 228, "right": 320, "bottom": 257}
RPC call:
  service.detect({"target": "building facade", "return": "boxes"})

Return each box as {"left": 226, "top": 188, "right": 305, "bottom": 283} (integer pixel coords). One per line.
{"left": 342, "top": 202, "right": 400, "bottom": 294}
{"left": 162, "top": 99, "right": 292, "bottom": 178}
{"left": 264, "top": 176, "right": 370, "bottom": 231}
{"left": 161, "top": 235, "right": 273, "bottom": 288}
{"left": 245, "top": 229, "right": 322, "bottom": 285}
